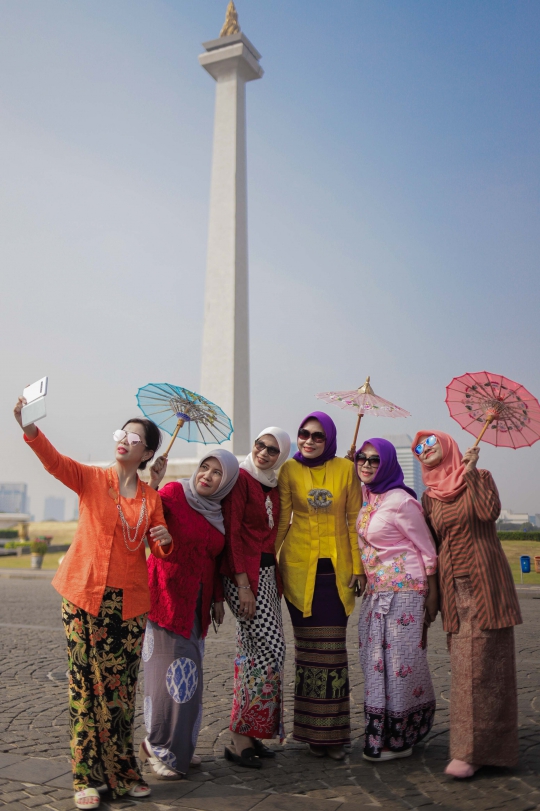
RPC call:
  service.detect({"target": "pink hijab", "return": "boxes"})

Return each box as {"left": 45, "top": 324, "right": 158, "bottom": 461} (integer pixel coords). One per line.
{"left": 411, "top": 430, "right": 467, "bottom": 503}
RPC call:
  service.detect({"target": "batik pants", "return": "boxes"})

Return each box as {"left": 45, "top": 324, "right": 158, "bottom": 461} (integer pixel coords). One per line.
{"left": 224, "top": 565, "right": 286, "bottom": 741}
{"left": 359, "top": 590, "right": 436, "bottom": 758}
{"left": 61, "top": 588, "right": 147, "bottom": 795}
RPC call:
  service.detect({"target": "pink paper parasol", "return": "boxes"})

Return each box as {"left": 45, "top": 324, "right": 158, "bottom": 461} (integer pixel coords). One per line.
{"left": 317, "top": 376, "right": 411, "bottom": 455}
{"left": 445, "top": 371, "right": 540, "bottom": 449}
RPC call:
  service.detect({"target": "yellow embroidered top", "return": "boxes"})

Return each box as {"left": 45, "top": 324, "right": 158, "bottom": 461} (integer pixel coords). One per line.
{"left": 275, "top": 457, "right": 363, "bottom": 617}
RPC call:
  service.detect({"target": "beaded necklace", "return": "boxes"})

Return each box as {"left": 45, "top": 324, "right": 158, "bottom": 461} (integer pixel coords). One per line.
{"left": 107, "top": 468, "right": 149, "bottom": 552}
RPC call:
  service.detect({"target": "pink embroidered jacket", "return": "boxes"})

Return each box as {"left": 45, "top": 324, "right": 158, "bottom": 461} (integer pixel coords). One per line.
{"left": 357, "top": 485, "right": 437, "bottom": 594}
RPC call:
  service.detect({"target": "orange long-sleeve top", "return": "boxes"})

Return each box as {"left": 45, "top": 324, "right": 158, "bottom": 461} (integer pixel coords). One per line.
{"left": 24, "top": 429, "right": 172, "bottom": 619}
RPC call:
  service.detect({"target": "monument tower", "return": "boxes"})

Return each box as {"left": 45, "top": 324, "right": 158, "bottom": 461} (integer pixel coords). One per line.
{"left": 198, "top": 1, "right": 263, "bottom": 454}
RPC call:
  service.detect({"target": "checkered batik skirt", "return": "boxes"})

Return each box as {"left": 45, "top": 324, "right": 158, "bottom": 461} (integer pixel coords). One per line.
{"left": 224, "top": 565, "right": 286, "bottom": 741}
{"left": 286, "top": 559, "right": 351, "bottom": 746}
{"left": 359, "top": 591, "right": 436, "bottom": 758}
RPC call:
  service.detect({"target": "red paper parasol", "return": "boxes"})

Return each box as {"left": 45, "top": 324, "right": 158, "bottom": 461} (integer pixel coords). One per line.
{"left": 445, "top": 371, "right": 540, "bottom": 449}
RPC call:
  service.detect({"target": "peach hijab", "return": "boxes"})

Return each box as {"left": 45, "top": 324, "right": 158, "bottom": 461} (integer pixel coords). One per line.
{"left": 412, "top": 430, "right": 467, "bottom": 503}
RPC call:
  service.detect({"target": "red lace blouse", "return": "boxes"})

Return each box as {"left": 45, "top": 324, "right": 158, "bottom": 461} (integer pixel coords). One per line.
{"left": 221, "top": 469, "right": 282, "bottom": 597}
{"left": 147, "top": 483, "right": 225, "bottom": 639}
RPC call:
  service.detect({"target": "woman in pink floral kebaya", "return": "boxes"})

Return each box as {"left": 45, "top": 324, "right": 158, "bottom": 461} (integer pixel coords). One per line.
{"left": 355, "top": 438, "right": 438, "bottom": 762}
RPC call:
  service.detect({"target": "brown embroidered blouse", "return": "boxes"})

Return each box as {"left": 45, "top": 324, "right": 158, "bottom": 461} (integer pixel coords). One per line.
{"left": 422, "top": 467, "right": 522, "bottom": 634}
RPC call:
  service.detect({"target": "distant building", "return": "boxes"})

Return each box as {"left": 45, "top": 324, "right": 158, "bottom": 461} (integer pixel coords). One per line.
{"left": 0, "top": 483, "right": 28, "bottom": 514}
{"left": 44, "top": 496, "right": 65, "bottom": 522}
{"left": 382, "top": 435, "right": 425, "bottom": 498}
{"left": 498, "top": 509, "right": 538, "bottom": 528}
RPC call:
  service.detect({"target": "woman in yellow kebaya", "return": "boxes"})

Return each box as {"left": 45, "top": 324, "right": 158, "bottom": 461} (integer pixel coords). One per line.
{"left": 276, "top": 411, "right": 364, "bottom": 760}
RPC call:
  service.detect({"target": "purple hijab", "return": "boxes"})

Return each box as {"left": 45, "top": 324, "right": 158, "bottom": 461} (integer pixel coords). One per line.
{"left": 293, "top": 411, "right": 337, "bottom": 468}
{"left": 355, "top": 437, "right": 417, "bottom": 499}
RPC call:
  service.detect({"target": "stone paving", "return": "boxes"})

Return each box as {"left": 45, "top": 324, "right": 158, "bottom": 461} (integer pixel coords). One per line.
{"left": 1, "top": 571, "right": 539, "bottom": 810}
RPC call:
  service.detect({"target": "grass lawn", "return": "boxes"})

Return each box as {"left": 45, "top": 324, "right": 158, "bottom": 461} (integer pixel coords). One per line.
{"left": 501, "top": 540, "right": 540, "bottom": 585}
{"left": 27, "top": 520, "right": 78, "bottom": 544}
{"left": 2, "top": 524, "right": 539, "bottom": 583}
{"left": 0, "top": 551, "right": 66, "bottom": 570}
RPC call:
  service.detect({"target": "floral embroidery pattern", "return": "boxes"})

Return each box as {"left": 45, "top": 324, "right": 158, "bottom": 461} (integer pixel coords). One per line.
{"left": 361, "top": 547, "right": 428, "bottom": 594}
{"left": 395, "top": 664, "right": 413, "bottom": 679}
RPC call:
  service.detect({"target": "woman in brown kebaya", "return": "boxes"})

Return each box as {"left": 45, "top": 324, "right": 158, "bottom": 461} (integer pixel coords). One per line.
{"left": 412, "top": 430, "right": 521, "bottom": 779}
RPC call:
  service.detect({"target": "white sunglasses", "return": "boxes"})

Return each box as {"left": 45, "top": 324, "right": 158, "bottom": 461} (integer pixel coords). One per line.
{"left": 113, "top": 429, "right": 146, "bottom": 447}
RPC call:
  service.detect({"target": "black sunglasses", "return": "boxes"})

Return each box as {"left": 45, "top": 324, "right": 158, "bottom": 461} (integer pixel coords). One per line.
{"left": 356, "top": 453, "right": 381, "bottom": 467}
{"left": 298, "top": 428, "right": 326, "bottom": 444}
{"left": 254, "top": 440, "right": 280, "bottom": 457}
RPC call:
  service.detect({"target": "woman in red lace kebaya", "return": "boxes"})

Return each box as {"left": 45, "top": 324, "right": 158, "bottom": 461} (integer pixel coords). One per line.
{"left": 141, "top": 449, "right": 239, "bottom": 779}
{"left": 221, "top": 427, "right": 291, "bottom": 769}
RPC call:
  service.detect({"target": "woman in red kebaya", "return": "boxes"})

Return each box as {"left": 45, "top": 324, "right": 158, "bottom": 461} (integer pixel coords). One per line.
{"left": 221, "top": 427, "right": 291, "bottom": 769}
{"left": 141, "top": 449, "right": 239, "bottom": 779}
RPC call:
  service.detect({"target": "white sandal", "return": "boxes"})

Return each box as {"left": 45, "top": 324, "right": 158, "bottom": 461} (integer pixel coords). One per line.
{"left": 139, "top": 739, "right": 182, "bottom": 780}
{"left": 127, "top": 783, "right": 151, "bottom": 798}
{"left": 75, "top": 788, "right": 100, "bottom": 809}
{"left": 190, "top": 754, "right": 202, "bottom": 767}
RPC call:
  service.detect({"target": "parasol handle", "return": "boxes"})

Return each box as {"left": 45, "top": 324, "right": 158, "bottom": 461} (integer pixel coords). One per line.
{"left": 163, "top": 419, "right": 185, "bottom": 458}
{"left": 472, "top": 414, "right": 495, "bottom": 448}
{"left": 349, "top": 412, "right": 364, "bottom": 456}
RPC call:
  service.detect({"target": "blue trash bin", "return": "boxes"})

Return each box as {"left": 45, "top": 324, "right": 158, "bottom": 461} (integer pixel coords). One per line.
{"left": 520, "top": 556, "right": 531, "bottom": 574}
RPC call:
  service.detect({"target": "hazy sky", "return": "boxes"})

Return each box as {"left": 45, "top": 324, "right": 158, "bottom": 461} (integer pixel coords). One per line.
{"left": 1, "top": 1, "right": 539, "bottom": 520}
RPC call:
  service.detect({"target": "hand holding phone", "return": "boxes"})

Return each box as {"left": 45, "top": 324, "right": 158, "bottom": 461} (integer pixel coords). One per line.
{"left": 19, "top": 377, "right": 48, "bottom": 429}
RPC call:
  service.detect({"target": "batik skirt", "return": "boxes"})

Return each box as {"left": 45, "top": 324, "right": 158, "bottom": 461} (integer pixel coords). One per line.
{"left": 286, "top": 559, "right": 351, "bottom": 746}
{"left": 142, "top": 609, "right": 204, "bottom": 775}
{"left": 359, "top": 590, "right": 436, "bottom": 758}
{"left": 224, "top": 564, "right": 286, "bottom": 741}
{"left": 448, "top": 577, "right": 518, "bottom": 767}
{"left": 61, "top": 588, "right": 147, "bottom": 795}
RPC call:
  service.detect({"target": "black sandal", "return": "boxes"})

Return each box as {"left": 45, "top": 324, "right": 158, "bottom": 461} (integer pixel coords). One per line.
{"left": 251, "top": 739, "right": 276, "bottom": 759}
{"left": 224, "top": 746, "right": 262, "bottom": 769}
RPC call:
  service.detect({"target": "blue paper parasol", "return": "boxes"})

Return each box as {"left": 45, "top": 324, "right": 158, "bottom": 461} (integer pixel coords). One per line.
{"left": 136, "top": 383, "right": 233, "bottom": 457}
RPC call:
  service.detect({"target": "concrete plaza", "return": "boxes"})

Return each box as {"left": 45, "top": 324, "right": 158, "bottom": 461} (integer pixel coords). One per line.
{"left": 1, "top": 571, "right": 539, "bottom": 811}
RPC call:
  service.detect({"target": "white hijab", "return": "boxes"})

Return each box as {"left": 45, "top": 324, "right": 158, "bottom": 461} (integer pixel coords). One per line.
{"left": 240, "top": 427, "right": 291, "bottom": 488}
{"left": 181, "top": 448, "right": 240, "bottom": 534}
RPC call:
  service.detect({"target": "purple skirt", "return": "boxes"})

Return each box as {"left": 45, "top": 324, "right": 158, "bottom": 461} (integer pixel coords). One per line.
{"left": 286, "top": 559, "right": 350, "bottom": 746}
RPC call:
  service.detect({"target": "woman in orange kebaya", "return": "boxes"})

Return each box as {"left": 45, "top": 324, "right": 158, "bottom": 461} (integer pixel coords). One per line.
{"left": 14, "top": 396, "right": 173, "bottom": 810}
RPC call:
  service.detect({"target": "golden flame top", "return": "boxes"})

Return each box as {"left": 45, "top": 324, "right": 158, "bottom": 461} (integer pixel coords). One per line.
{"left": 220, "top": 1, "right": 240, "bottom": 37}
{"left": 357, "top": 376, "right": 375, "bottom": 396}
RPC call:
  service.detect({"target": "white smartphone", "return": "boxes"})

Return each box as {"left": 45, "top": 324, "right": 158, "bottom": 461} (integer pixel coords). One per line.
{"left": 23, "top": 377, "right": 48, "bottom": 404}
{"left": 22, "top": 396, "right": 47, "bottom": 427}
